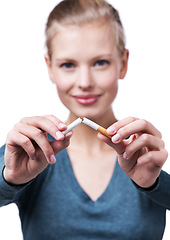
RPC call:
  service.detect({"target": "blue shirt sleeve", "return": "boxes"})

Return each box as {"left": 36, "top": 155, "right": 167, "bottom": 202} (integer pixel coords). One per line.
{"left": 133, "top": 170, "right": 170, "bottom": 210}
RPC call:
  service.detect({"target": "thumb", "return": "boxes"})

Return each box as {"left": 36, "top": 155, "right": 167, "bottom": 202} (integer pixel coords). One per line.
{"left": 97, "top": 132, "right": 127, "bottom": 156}
{"left": 51, "top": 134, "right": 72, "bottom": 156}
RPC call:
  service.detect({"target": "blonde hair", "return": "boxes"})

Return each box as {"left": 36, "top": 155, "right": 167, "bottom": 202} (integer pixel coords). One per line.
{"left": 45, "top": 0, "right": 126, "bottom": 58}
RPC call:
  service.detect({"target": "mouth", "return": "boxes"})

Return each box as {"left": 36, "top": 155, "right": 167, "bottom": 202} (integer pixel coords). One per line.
{"left": 73, "top": 94, "right": 101, "bottom": 105}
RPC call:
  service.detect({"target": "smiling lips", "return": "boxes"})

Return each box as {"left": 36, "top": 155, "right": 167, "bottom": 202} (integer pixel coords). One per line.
{"left": 73, "top": 95, "right": 101, "bottom": 105}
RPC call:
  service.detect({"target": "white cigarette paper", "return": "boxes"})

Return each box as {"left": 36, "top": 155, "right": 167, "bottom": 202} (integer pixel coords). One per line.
{"left": 82, "top": 117, "right": 112, "bottom": 139}
{"left": 82, "top": 117, "right": 99, "bottom": 130}
{"left": 62, "top": 117, "right": 83, "bottom": 135}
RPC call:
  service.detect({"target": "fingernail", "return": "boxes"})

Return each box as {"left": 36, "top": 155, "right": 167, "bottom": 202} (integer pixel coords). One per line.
{"left": 56, "top": 131, "right": 64, "bottom": 140}
{"left": 50, "top": 155, "right": 56, "bottom": 164}
{"left": 123, "top": 152, "right": 127, "bottom": 159}
{"left": 107, "top": 126, "right": 116, "bottom": 135}
{"left": 112, "top": 133, "right": 121, "bottom": 143}
{"left": 58, "top": 122, "right": 67, "bottom": 130}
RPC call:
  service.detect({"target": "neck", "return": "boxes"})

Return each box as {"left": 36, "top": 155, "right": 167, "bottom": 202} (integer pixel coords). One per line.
{"left": 66, "top": 109, "right": 117, "bottom": 153}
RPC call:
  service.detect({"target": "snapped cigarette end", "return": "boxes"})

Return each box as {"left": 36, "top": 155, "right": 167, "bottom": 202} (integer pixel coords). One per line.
{"left": 62, "top": 117, "right": 83, "bottom": 135}
{"left": 81, "top": 117, "right": 112, "bottom": 139}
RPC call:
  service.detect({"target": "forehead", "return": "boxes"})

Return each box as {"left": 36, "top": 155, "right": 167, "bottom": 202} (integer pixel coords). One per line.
{"left": 51, "top": 21, "right": 117, "bottom": 58}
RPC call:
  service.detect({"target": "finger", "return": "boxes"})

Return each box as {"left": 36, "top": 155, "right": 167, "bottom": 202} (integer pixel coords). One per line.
{"left": 64, "top": 131, "right": 73, "bottom": 139}
{"left": 51, "top": 134, "right": 72, "bottom": 155}
{"left": 107, "top": 116, "right": 138, "bottom": 135}
{"left": 137, "top": 149, "right": 168, "bottom": 167}
{"left": 20, "top": 116, "right": 65, "bottom": 141}
{"left": 44, "top": 115, "right": 67, "bottom": 131}
{"left": 6, "top": 130, "right": 36, "bottom": 160}
{"left": 15, "top": 123, "right": 55, "bottom": 164}
{"left": 97, "top": 132, "right": 127, "bottom": 155}
{"left": 108, "top": 119, "right": 162, "bottom": 144}
{"left": 124, "top": 134, "right": 165, "bottom": 160}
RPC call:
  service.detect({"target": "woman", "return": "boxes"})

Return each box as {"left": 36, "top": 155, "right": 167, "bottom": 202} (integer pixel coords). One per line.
{"left": 0, "top": 0, "right": 169, "bottom": 239}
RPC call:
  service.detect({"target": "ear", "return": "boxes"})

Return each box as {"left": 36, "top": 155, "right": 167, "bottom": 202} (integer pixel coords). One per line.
{"left": 44, "top": 53, "right": 54, "bottom": 82}
{"left": 119, "top": 49, "right": 129, "bottom": 79}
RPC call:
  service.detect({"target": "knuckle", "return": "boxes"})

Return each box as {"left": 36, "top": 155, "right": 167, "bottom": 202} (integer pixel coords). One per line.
{"left": 157, "top": 150, "right": 168, "bottom": 166}
{"left": 141, "top": 133, "right": 149, "bottom": 144}
{"left": 34, "top": 116, "right": 43, "bottom": 122}
{"left": 163, "top": 149, "right": 168, "bottom": 160}
{"left": 6, "top": 129, "right": 13, "bottom": 139}
{"left": 29, "top": 148, "right": 36, "bottom": 157}
{"left": 139, "top": 119, "right": 148, "bottom": 129}
{"left": 46, "top": 114, "right": 55, "bottom": 119}
{"left": 122, "top": 116, "right": 137, "bottom": 124}
{"left": 20, "top": 116, "right": 42, "bottom": 124}
{"left": 6, "top": 129, "right": 19, "bottom": 143}
{"left": 124, "top": 146, "right": 131, "bottom": 157}
{"left": 125, "top": 140, "right": 136, "bottom": 156}
{"left": 13, "top": 122, "right": 21, "bottom": 130}
{"left": 20, "top": 117, "right": 29, "bottom": 123}
{"left": 146, "top": 151, "right": 153, "bottom": 161}
{"left": 128, "top": 116, "right": 137, "bottom": 122}
{"left": 22, "top": 137, "right": 31, "bottom": 146}
{"left": 160, "top": 139, "right": 165, "bottom": 148}
{"left": 34, "top": 129, "right": 44, "bottom": 138}
{"left": 158, "top": 130, "right": 162, "bottom": 139}
{"left": 6, "top": 131, "right": 14, "bottom": 144}
{"left": 46, "top": 115, "right": 61, "bottom": 126}
{"left": 118, "top": 126, "right": 128, "bottom": 137}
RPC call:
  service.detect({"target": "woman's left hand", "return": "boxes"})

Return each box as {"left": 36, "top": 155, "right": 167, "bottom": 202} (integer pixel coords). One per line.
{"left": 98, "top": 117, "right": 168, "bottom": 188}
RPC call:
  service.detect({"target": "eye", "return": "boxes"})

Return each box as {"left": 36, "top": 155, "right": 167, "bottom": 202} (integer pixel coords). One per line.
{"left": 60, "top": 62, "right": 75, "bottom": 69}
{"left": 94, "top": 59, "right": 110, "bottom": 68}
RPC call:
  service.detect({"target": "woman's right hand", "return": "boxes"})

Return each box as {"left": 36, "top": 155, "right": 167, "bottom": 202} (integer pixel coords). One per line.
{"left": 3, "top": 115, "right": 72, "bottom": 185}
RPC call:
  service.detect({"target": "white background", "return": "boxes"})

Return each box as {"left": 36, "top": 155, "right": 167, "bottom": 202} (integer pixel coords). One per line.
{"left": 0, "top": 0, "right": 170, "bottom": 239}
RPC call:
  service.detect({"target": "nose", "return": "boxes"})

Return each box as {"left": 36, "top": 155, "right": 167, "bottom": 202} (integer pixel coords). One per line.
{"left": 77, "top": 66, "right": 94, "bottom": 90}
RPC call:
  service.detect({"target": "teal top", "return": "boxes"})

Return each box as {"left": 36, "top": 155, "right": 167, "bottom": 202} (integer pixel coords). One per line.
{"left": 0, "top": 144, "right": 170, "bottom": 240}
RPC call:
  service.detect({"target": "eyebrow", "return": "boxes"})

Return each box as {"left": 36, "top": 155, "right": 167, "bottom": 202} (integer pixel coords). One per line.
{"left": 91, "top": 54, "right": 113, "bottom": 61}
{"left": 55, "top": 58, "right": 75, "bottom": 64}
{"left": 55, "top": 54, "right": 113, "bottom": 62}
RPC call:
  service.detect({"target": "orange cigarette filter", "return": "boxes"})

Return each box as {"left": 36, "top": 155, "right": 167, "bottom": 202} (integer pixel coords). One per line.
{"left": 81, "top": 117, "right": 112, "bottom": 139}
{"left": 97, "top": 126, "right": 112, "bottom": 139}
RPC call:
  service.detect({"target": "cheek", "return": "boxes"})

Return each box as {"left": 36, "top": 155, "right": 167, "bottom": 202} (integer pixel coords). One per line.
{"left": 96, "top": 65, "right": 119, "bottom": 88}
{"left": 56, "top": 81, "right": 69, "bottom": 93}
{"left": 52, "top": 72, "right": 73, "bottom": 93}
{"left": 98, "top": 73, "right": 118, "bottom": 92}
{"left": 98, "top": 73, "right": 119, "bottom": 105}
{"left": 107, "top": 79, "right": 118, "bottom": 101}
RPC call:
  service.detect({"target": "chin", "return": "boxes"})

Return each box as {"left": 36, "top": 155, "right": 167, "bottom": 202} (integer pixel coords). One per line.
{"left": 64, "top": 99, "right": 113, "bottom": 121}
{"left": 71, "top": 108, "right": 107, "bottom": 122}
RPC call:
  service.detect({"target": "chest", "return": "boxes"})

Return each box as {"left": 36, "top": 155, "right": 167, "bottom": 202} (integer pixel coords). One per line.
{"left": 19, "top": 157, "right": 166, "bottom": 240}
{"left": 67, "top": 148, "right": 117, "bottom": 201}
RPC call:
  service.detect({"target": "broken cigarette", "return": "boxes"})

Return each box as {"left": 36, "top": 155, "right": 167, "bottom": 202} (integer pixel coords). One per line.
{"left": 62, "top": 117, "right": 83, "bottom": 135}
{"left": 81, "top": 117, "right": 112, "bottom": 139}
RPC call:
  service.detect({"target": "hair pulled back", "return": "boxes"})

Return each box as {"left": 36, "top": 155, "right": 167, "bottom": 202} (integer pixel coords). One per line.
{"left": 45, "top": 0, "right": 126, "bottom": 58}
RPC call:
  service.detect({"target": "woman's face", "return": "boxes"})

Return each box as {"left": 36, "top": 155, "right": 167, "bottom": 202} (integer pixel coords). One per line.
{"left": 45, "top": 21, "right": 128, "bottom": 120}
